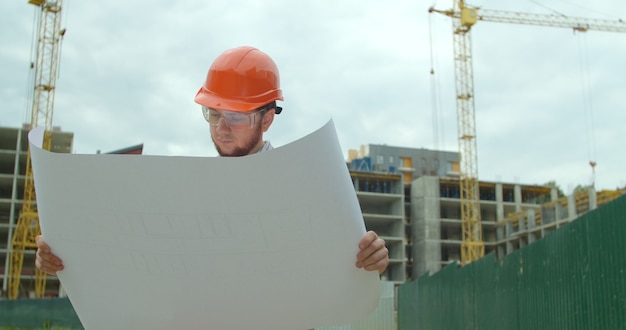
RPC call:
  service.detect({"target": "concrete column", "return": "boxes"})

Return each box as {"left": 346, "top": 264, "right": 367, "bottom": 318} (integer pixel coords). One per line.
{"left": 527, "top": 209, "right": 537, "bottom": 244}
{"left": 505, "top": 222, "right": 514, "bottom": 255}
{"left": 550, "top": 187, "right": 559, "bottom": 202}
{"left": 567, "top": 193, "right": 577, "bottom": 221}
{"left": 527, "top": 209, "right": 535, "bottom": 229}
{"left": 495, "top": 183, "right": 504, "bottom": 221}
{"left": 588, "top": 187, "right": 597, "bottom": 210}
{"left": 3, "top": 128, "right": 23, "bottom": 293}
{"left": 59, "top": 285, "right": 67, "bottom": 297}
{"left": 494, "top": 183, "right": 506, "bottom": 256}
{"left": 514, "top": 184, "right": 522, "bottom": 212}
{"left": 411, "top": 176, "right": 442, "bottom": 277}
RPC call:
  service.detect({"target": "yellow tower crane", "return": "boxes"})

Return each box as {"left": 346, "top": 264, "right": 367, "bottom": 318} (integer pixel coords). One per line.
{"left": 9, "top": 0, "right": 65, "bottom": 299}
{"left": 429, "top": 1, "right": 626, "bottom": 266}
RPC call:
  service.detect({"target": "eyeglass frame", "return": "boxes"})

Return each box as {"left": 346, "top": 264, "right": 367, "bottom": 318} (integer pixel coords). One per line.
{"left": 201, "top": 105, "right": 271, "bottom": 130}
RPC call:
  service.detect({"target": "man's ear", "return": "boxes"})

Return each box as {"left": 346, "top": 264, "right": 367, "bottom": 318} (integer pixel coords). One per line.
{"left": 261, "top": 109, "right": 275, "bottom": 132}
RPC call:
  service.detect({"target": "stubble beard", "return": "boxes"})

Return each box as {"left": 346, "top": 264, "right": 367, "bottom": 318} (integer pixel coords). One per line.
{"left": 213, "top": 124, "right": 264, "bottom": 157}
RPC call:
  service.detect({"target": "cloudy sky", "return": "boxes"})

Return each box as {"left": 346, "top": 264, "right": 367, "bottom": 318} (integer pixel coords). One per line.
{"left": 1, "top": 0, "right": 625, "bottom": 193}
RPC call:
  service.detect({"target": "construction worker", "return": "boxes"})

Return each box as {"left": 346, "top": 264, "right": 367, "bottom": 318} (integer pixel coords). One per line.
{"left": 35, "top": 46, "right": 389, "bottom": 277}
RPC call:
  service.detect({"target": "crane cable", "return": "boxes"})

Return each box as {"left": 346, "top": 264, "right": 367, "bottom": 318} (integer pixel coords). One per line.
{"left": 428, "top": 6, "right": 449, "bottom": 177}
{"left": 527, "top": 0, "right": 568, "bottom": 17}
{"left": 24, "top": 5, "right": 40, "bottom": 125}
{"left": 576, "top": 31, "right": 597, "bottom": 187}
{"left": 58, "top": 0, "right": 70, "bottom": 79}
{"left": 428, "top": 9, "right": 446, "bottom": 155}
{"left": 530, "top": 0, "right": 598, "bottom": 187}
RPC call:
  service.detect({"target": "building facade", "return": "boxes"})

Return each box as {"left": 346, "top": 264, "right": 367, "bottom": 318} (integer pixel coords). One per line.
{"left": 409, "top": 176, "right": 553, "bottom": 277}
{"left": 349, "top": 144, "right": 555, "bottom": 280}
{"left": 1, "top": 125, "right": 73, "bottom": 298}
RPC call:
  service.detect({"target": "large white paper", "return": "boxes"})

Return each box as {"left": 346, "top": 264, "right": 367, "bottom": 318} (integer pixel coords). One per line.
{"left": 29, "top": 120, "right": 380, "bottom": 330}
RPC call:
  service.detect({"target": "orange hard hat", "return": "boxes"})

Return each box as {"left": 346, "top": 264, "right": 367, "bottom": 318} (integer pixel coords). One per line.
{"left": 194, "top": 46, "right": 283, "bottom": 112}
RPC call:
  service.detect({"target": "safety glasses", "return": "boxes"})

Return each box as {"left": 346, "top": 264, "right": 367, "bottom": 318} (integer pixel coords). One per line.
{"left": 202, "top": 106, "right": 265, "bottom": 130}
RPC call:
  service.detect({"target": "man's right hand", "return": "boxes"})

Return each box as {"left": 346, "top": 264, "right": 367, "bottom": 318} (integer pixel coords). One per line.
{"left": 35, "top": 235, "right": 64, "bottom": 275}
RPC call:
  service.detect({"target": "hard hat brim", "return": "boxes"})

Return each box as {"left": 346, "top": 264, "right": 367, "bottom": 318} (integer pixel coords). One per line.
{"left": 194, "top": 87, "right": 283, "bottom": 112}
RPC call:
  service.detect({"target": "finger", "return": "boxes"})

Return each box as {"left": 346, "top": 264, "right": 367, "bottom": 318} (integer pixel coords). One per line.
{"left": 36, "top": 262, "right": 56, "bottom": 275}
{"left": 357, "top": 237, "right": 386, "bottom": 262}
{"left": 361, "top": 247, "right": 389, "bottom": 272}
{"left": 36, "top": 249, "right": 63, "bottom": 272}
{"left": 358, "top": 231, "right": 378, "bottom": 250}
{"left": 35, "top": 235, "right": 50, "bottom": 252}
{"left": 35, "top": 256, "right": 62, "bottom": 275}
{"left": 358, "top": 241, "right": 388, "bottom": 266}
{"left": 36, "top": 249, "right": 63, "bottom": 266}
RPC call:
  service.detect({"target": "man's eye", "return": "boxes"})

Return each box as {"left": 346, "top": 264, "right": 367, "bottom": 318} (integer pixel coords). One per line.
{"left": 227, "top": 114, "right": 247, "bottom": 123}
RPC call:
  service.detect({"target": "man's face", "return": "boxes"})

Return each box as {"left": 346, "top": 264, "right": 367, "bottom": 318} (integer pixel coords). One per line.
{"left": 210, "top": 109, "right": 274, "bottom": 157}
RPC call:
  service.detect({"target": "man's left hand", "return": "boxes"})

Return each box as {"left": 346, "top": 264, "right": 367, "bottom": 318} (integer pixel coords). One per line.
{"left": 356, "top": 231, "right": 389, "bottom": 274}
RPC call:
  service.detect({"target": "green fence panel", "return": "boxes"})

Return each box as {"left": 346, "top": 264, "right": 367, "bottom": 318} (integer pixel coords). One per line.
{"left": 318, "top": 281, "right": 396, "bottom": 330}
{"left": 0, "top": 297, "right": 82, "bottom": 329}
{"left": 585, "top": 196, "right": 626, "bottom": 329}
{"left": 397, "top": 276, "right": 418, "bottom": 329}
{"left": 473, "top": 254, "right": 497, "bottom": 330}
{"left": 440, "top": 264, "right": 455, "bottom": 329}
{"left": 495, "top": 252, "right": 521, "bottom": 330}
{"left": 398, "top": 194, "right": 626, "bottom": 330}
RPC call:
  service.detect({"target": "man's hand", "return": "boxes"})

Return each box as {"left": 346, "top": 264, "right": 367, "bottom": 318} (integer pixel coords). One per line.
{"left": 35, "top": 235, "right": 64, "bottom": 275}
{"left": 356, "top": 231, "right": 389, "bottom": 274}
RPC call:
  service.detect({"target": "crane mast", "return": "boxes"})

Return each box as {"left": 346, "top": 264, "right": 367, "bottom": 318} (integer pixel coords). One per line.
{"left": 8, "top": 0, "right": 64, "bottom": 299}
{"left": 436, "top": 0, "right": 485, "bottom": 265}
{"left": 430, "top": 1, "right": 626, "bottom": 266}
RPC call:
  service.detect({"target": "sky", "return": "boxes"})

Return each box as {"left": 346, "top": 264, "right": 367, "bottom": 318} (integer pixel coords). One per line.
{"left": 1, "top": 0, "right": 625, "bottom": 193}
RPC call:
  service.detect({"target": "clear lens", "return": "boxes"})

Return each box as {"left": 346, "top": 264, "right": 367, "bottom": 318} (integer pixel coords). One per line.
{"left": 202, "top": 107, "right": 259, "bottom": 129}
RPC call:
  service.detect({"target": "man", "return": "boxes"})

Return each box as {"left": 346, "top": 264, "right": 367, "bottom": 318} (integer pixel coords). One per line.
{"left": 36, "top": 46, "right": 389, "bottom": 277}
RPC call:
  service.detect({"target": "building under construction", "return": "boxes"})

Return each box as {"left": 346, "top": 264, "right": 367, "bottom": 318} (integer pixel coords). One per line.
{"left": 348, "top": 144, "right": 624, "bottom": 281}
{"left": 0, "top": 125, "right": 72, "bottom": 298}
